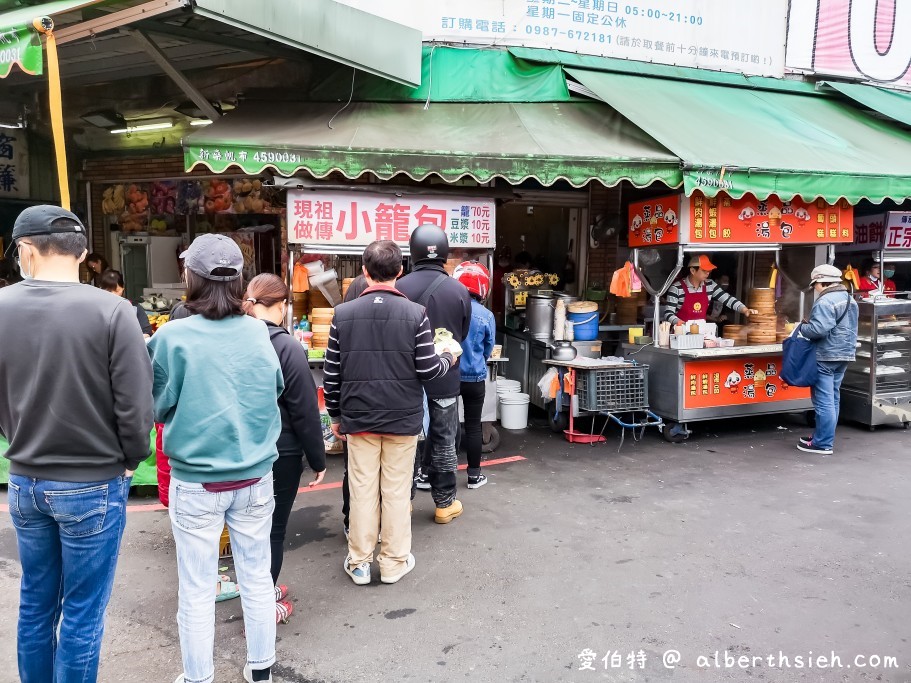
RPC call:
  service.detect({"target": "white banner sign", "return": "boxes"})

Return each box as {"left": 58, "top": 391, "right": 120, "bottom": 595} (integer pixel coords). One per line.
{"left": 288, "top": 190, "right": 496, "bottom": 248}
{"left": 339, "top": 0, "right": 787, "bottom": 77}
{"left": 0, "top": 128, "right": 28, "bottom": 199}
{"left": 847, "top": 212, "right": 911, "bottom": 252}
{"left": 787, "top": 0, "right": 911, "bottom": 90}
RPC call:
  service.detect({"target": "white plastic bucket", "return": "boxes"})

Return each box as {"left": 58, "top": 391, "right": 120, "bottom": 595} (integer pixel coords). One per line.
{"left": 499, "top": 392, "right": 530, "bottom": 430}
{"left": 495, "top": 379, "right": 521, "bottom": 419}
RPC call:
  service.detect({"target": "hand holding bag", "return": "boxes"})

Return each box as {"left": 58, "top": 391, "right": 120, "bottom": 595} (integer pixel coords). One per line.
{"left": 781, "top": 292, "right": 851, "bottom": 387}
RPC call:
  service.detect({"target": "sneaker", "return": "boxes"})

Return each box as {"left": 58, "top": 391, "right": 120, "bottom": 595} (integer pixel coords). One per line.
{"left": 434, "top": 499, "right": 463, "bottom": 524}
{"left": 274, "top": 584, "right": 288, "bottom": 602}
{"left": 797, "top": 440, "right": 833, "bottom": 455}
{"left": 381, "top": 553, "right": 416, "bottom": 584}
{"left": 173, "top": 676, "right": 185, "bottom": 683}
{"left": 243, "top": 663, "right": 273, "bottom": 683}
{"left": 467, "top": 474, "right": 488, "bottom": 489}
{"left": 798, "top": 436, "right": 814, "bottom": 447}
{"left": 415, "top": 472, "right": 431, "bottom": 490}
{"left": 344, "top": 555, "right": 372, "bottom": 585}
{"left": 275, "top": 599, "right": 293, "bottom": 624}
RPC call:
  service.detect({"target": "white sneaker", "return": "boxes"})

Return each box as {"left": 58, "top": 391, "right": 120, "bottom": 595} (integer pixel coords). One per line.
{"left": 344, "top": 554, "right": 372, "bottom": 585}
{"left": 381, "top": 553, "right": 416, "bottom": 584}
{"left": 173, "top": 676, "right": 185, "bottom": 683}
{"left": 243, "top": 664, "right": 272, "bottom": 682}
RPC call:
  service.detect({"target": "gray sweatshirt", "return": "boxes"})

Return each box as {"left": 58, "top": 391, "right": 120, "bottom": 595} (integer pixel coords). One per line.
{"left": 0, "top": 280, "right": 153, "bottom": 482}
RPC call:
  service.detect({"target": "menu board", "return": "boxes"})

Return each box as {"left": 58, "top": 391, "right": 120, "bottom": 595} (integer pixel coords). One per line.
{"left": 687, "top": 191, "right": 853, "bottom": 244}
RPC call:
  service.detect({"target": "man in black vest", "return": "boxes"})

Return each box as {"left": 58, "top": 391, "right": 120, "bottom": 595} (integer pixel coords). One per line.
{"left": 397, "top": 225, "right": 472, "bottom": 524}
{"left": 325, "top": 240, "right": 459, "bottom": 585}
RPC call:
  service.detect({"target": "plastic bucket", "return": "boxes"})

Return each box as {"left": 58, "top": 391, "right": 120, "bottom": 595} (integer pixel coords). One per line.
{"left": 496, "top": 379, "right": 521, "bottom": 419}
{"left": 568, "top": 311, "right": 599, "bottom": 341}
{"left": 499, "top": 392, "right": 530, "bottom": 430}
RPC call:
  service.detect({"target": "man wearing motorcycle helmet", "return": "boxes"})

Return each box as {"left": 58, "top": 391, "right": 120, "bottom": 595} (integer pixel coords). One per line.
{"left": 453, "top": 261, "right": 496, "bottom": 489}
{"left": 398, "top": 225, "right": 472, "bottom": 524}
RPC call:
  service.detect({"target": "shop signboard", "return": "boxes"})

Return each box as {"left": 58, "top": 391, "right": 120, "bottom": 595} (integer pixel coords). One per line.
{"left": 0, "top": 27, "right": 42, "bottom": 79}
{"left": 841, "top": 212, "right": 888, "bottom": 253}
{"left": 338, "top": 0, "right": 787, "bottom": 77}
{"left": 683, "top": 357, "right": 811, "bottom": 409}
{"left": 786, "top": 0, "right": 911, "bottom": 89}
{"left": 627, "top": 194, "right": 682, "bottom": 248}
{"left": 683, "top": 191, "right": 853, "bottom": 245}
{"left": 0, "top": 127, "right": 28, "bottom": 200}
{"left": 287, "top": 190, "right": 496, "bottom": 249}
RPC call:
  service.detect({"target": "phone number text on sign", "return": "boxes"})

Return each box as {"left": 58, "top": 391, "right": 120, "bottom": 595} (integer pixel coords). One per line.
{"left": 287, "top": 190, "right": 496, "bottom": 248}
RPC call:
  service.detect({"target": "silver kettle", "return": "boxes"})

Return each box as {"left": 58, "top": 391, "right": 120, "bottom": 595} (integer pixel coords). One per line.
{"left": 551, "top": 340, "right": 577, "bottom": 361}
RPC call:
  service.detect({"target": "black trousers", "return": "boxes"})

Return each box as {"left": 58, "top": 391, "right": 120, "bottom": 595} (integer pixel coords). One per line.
{"left": 271, "top": 453, "right": 304, "bottom": 584}
{"left": 460, "top": 381, "right": 486, "bottom": 476}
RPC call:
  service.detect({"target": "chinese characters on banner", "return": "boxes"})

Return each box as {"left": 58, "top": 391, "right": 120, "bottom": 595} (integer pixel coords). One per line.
{"left": 627, "top": 194, "right": 682, "bottom": 247}
{"left": 336, "top": 0, "right": 787, "bottom": 77}
{"left": 883, "top": 212, "right": 911, "bottom": 250}
{"left": 683, "top": 357, "right": 810, "bottom": 410}
{"left": 786, "top": 0, "right": 911, "bottom": 90}
{"left": 687, "top": 191, "right": 853, "bottom": 244}
{"left": 287, "top": 190, "right": 496, "bottom": 248}
{"left": 0, "top": 129, "right": 28, "bottom": 199}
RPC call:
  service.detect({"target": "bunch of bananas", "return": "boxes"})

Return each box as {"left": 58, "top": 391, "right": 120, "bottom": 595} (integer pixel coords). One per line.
{"left": 150, "top": 314, "right": 170, "bottom": 329}
{"left": 101, "top": 185, "right": 125, "bottom": 215}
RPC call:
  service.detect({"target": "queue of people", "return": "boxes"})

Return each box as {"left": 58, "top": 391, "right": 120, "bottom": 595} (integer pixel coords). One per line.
{"left": 0, "top": 207, "right": 495, "bottom": 683}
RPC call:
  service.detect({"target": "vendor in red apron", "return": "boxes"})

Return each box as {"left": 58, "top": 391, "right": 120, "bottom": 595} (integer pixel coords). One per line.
{"left": 663, "top": 254, "right": 758, "bottom": 325}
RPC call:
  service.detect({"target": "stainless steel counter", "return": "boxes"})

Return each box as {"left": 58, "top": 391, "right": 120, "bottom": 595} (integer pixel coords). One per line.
{"left": 623, "top": 343, "right": 813, "bottom": 429}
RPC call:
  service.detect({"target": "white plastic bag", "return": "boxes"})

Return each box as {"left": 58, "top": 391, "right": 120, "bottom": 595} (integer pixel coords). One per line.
{"left": 537, "top": 367, "right": 559, "bottom": 400}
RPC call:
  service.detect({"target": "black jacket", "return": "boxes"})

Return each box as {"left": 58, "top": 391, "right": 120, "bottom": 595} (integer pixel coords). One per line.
{"left": 0, "top": 281, "right": 153, "bottom": 481}
{"left": 396, "top": 263, "right": 471, "bottom": 399}
{"left": 323, "top": 286, "right": 451, "bottom": 435}
{"left": 266, "top": 322, "right": 326, "bottom": 472}
{"left": 343, "top": 274, "right": 369, "bottom": 303}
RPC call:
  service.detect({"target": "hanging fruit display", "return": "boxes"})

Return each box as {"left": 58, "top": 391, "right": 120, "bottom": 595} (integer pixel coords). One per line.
{"left": 101, "top": 184, "right": 125, "bottom": 215}
{"left": 119, "top": 184, "right": 150, "bottom": 232}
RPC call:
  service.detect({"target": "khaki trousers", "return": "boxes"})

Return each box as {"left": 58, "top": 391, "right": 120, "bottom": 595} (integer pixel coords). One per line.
{"left": 347, "top": 433, "right": 418, "bottom": 576}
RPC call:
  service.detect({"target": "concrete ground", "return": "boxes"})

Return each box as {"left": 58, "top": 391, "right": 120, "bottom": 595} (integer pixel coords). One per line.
{"left": 1, "top": 413, "right": 910, "bottom": 683}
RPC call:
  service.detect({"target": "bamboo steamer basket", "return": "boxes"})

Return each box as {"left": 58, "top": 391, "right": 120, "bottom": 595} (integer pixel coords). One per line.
{"left": 311, "top": 324, "right": 331, "bottom": 335}
{"left": 291, "top": 291, "right": 307, "bottom": 319}
{"left": 568, "top": 301, "right": 599, "bottom": 314}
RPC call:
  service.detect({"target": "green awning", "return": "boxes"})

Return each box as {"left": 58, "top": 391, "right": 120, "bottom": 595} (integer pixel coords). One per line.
{"left": 0, "top": 0, "right": 104, "bottom": 77}
{"left": 568, "top": 68, "right": 911, "bottom": 204}
{"left": 308, "top": 46, "right": 571, "bottom": 103}
{"left": 192, "top": 0, "right": 422, "bottom": 87}
{"left": 824, "top": 81, "right": 911, "bottom": 129}
{"left": 184, "top": 101, "right": 681, "bottom": 188}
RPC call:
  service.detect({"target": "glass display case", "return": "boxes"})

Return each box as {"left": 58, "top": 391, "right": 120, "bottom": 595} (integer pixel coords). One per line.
{"left": 841, "top": 298, "right": 911, "bottom": 428}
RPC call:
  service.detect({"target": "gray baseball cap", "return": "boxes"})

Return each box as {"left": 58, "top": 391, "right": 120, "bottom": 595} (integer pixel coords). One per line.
{"left": 180, "top": 234, "right": 243, "bottom": 281}
{"left": 12, "top": 205, "right": 86, "bottom": 240}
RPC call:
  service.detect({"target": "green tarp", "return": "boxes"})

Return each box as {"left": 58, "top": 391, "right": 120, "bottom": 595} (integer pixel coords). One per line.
{"left": 825, "top": 81, "right": 911, "bottom": 130}
{"left": 185, "top": 100, "right": 682, "bottom": 188}
{"left": 567, "top": 68, "right": 911, "bottom": 204}
{"left": 309, "top": 45, "right": 571, "bottom": 103}
{"left": 0, "top": 433, "right": 160, "bottom": 487}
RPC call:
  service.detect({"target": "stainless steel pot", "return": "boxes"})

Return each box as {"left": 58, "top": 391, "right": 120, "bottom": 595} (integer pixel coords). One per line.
{"left": 525, "top": 294, "right": 554, "bottom": 340}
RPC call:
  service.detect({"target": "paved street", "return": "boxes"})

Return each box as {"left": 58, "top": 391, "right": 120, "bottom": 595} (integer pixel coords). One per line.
{"left": 1, "top": 414, "right": 909, "bottom": 682}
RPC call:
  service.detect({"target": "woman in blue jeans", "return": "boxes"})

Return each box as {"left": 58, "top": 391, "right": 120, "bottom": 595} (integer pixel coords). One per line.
{"left": 148, "top": 235, "right": 285, "bottom": 683}
{"left": 454, "top": 261, "right": 496, "bottom": 488}
{"left": 797, "top": 264, "right": 858, "bottom": 456}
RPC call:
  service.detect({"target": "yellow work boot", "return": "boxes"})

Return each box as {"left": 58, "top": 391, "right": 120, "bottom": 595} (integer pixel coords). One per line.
{"left": 434, "top": 499, "right": 463, "bottom": 524}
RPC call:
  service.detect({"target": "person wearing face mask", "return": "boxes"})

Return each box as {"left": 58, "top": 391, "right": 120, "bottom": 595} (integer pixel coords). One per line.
{"left": 0, "top": 205, "right": 153, "bottom": 683}
{"left": 858, "top": 258, "right": 897, "bottom": 295}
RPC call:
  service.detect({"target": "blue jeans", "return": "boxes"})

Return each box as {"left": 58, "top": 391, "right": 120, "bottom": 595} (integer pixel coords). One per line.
{"left": 810, "top": 360, "right": 848, "bottom": 450}
{"left": 8, "top": 473, "right": 131, "bottom": 683}
{"left": 169, "top": 472, "right": 277, "bottom": 683}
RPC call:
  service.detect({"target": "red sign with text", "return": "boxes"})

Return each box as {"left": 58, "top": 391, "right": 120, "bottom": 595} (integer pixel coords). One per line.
{"left": 627, "top": 194, "right": 682, "bottom": 248}
{"left": 683, "top": 356, "right": 811, "bottom": 409}
{"left": 688, "top": 191, "right": 853, "bottom": 244}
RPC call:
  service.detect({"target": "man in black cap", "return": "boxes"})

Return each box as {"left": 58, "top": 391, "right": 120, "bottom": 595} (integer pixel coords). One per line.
{"left": 397, "top": 225, "right": 471, "bottom": 524}
{"left": 0, "top": 205, "right": 153, "bottom": 683}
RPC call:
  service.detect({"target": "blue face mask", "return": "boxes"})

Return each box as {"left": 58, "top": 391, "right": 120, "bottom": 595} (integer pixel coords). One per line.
{"left": 884, "top": 269, "right": 896, "bottom": 278}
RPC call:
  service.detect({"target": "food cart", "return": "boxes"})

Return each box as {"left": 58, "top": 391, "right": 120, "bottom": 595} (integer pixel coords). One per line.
{"left": 624, "top": 190, "right": 853, "bottom": 441}
{"left": 286, "top": 187, "right": 502, "bottom": 449}
{"left": 836, "top": 211, "right": 911, "bottom": 429}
